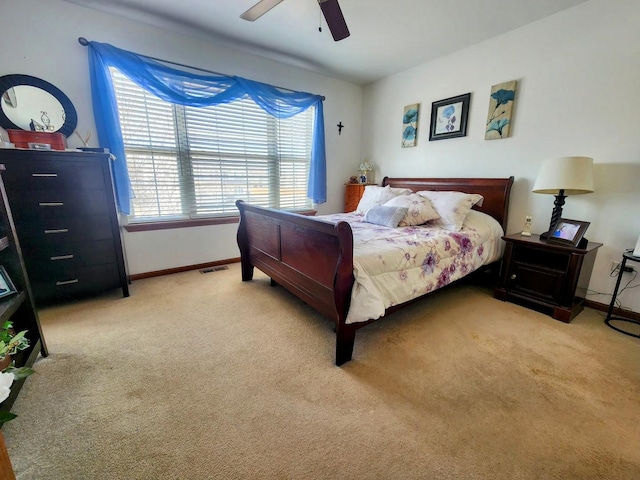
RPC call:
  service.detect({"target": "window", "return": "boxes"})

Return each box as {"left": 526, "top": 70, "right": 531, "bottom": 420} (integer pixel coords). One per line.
{"left": 111, "top": 69, "right": 314, "bottom": 222}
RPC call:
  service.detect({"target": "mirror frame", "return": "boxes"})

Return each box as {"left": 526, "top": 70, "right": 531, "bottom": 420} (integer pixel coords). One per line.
{"left": 0, "top": 74, "right": 78, "bottom": 137}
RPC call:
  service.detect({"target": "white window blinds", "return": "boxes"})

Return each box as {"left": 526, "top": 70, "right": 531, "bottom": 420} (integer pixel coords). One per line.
{"left": 110, "top": 69, "right": 313, "bottom": 221}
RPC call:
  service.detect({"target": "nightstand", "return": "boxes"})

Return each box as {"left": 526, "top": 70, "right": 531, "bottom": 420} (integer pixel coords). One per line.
{"left": 494, "top": 233, "right": 602, "bottom": 322}
{"left": 344, "top": 183, "right": 374, "bottom": 212}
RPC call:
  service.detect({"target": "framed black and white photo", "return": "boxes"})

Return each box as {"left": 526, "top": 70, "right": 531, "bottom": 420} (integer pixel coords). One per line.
{"left": 429, "top": 93, "right": 471, "bottom": 141}
{"left": 0, "top": 266, "right": 17, "bottom": 299}
{"left": 548, "top": 218, "right": 590, "bottom": 248}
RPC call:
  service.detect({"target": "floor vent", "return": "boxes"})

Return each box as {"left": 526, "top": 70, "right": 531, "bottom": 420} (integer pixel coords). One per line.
{"left": 200, "top": 266, "right": 229, "bottom": 274}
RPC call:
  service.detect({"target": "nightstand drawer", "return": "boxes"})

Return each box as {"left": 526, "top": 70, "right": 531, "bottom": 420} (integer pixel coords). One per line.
{"left": 513, "top": 246, "right": 569, "bottom": 272}
{"left": 508, "top": 263, "right": 566, "bottom": 303}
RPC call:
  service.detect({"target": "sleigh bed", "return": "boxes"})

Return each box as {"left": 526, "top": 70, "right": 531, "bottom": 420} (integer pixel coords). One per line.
{"left": 236, "top": 176, "right": 514, "bottom": 365}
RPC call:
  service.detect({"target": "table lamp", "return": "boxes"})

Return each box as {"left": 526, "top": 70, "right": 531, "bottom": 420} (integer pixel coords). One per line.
{"left": 532, "top": 156, "right": 594, "bottom": 239}
{"left": 358, "top": 160, "right": 373, "bottom": 184}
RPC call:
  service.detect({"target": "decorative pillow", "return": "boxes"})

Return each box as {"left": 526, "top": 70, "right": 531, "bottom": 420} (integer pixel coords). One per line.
{"left": 363, "top": 206, "right": 409, "bottom": 228}
{"left": 416, "top": 191, "right": 484, "bottom": 231}
{"left": 383, "top": 193, "right": 440, "bottom": 226}
{"left": 355, "top": 185, "right": 412, "bottom": 215}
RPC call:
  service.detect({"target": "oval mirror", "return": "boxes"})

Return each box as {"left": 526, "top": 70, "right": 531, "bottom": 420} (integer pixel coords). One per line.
{"left": 0, "top": 74, "right": 78, "bottom": 137}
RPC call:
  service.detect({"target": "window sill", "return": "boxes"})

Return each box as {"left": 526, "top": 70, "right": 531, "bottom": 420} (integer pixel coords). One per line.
{"left": 124, "top": 209, "right": 317, "bottom": 232}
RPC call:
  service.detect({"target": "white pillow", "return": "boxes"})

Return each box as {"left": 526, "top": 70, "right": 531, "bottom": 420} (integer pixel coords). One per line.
{"left": 355, "top": 185, "right": 412, "bottom": 215}
{"left": 416, "top": 191, "right": 484, "bottom": 231}
{"left": 383, "top": 193, "right": 440, "bottom": 226}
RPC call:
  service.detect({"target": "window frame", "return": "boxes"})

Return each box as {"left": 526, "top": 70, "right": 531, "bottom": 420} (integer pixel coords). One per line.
{"left": 110, "top": 68, "right": 314, "bottom": 225}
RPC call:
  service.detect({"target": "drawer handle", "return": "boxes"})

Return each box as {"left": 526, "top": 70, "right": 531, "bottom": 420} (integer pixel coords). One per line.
{"left": 44, "top": 228, "right": 69, "bottom": 234}
{"left": 56, "top": 279, "right": 79, "bottom": 286}
{"left": 50, "top": 254, "right": 74, "bottom": 261}
{"left": 510, "top": 274, "right": 517, "bottom": 280}
{"left": 32, "top": 173, "right": 58, "bottom": 177}
{"left": 39, "top": 202, "right": 64, "bottom": 207}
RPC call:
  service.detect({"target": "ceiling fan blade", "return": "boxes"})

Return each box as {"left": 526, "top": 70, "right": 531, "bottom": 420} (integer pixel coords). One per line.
{"left": 241, "top": 0, "right": 284, "bottom": 21}
{"left": 318, "top": 0, "right": 350, "bottom": 41}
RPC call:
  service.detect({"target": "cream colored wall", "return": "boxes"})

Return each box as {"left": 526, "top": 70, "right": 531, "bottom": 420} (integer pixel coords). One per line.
{"left": 0, "top": 0, "right": 363, "bottom": 275}
{"left": 361, "top": 0, "right": 640, "bottom": 313}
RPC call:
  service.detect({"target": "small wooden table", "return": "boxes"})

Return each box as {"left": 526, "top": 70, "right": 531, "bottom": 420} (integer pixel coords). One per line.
{"left": 494, "top": 233, "right": 602, "bottom": 322}
{"left": 605, "top": 250, "right": 640, "bottom": 337}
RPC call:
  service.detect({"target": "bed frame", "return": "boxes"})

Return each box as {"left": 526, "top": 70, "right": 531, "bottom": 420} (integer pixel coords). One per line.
{"left": 236, "top": 177, "right": 514, "bottom": 365}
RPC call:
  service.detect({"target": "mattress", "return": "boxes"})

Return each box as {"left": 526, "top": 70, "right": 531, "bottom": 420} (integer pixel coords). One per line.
{"left": 317, "top": 209, "right": 505, "bottom": 324}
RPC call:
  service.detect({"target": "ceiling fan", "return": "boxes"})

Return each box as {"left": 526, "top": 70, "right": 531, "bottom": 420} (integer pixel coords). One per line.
{"left": 241, "top": 0, "right": 350, "bottom": 41}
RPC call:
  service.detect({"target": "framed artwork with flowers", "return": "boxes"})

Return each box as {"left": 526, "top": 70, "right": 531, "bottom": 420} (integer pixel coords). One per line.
{"left": 485, "top": 80, "right": 517, "bottom": 140}
{"left": 428, "top": 93, "right": 471, "bottom": 141}
{"left": 401, "top": 103, "right": 419, "bottom": 147}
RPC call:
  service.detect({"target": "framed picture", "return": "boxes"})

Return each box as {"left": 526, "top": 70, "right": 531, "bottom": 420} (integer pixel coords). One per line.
{"left": 548, "top": 218, "right": 590, "bottom": 248}
{"left": 429, "top": 93, "right": 471, "bottom": 141}
{"left": 0, "top": 266, "right": 17, "bottom": 299}
{"left": 401, "top": 103, "right": 419, "bottom": 148}
{"left": 485, "top": 80, "right": 517, "bottom": 140}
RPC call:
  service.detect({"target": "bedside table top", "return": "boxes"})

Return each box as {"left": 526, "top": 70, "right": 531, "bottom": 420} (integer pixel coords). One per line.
{"left": 503, "top": 233, "right": 603, "bottom": 252}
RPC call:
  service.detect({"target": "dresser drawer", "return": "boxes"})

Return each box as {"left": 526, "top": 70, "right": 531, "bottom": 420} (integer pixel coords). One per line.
{"left": 31, "top": 263, "right": 122, "bottom": 303}
{"left": 1, "top": 159, "right": 107, "bottom": 191}
{"left": 22, "top": 239, "right": 118, "bottom": 274}
{"left": 9, "top": 188, "right": 110, "bottom": 219}
{"left": 14, "top": 215, "right": 114, "bottom": 244}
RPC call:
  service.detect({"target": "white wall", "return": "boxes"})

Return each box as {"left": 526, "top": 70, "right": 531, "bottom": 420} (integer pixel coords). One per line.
{"left": 362, "top": 0, "right": 640, "bottom": 313}
{"left": 0, "top": 0, "right": 363, "bottom": 275}
{"left": 2, "top": 0, "right": 638, "bottom": 313}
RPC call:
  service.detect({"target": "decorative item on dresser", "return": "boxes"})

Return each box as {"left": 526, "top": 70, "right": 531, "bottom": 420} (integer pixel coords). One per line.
{"left": 494, "top": 233, "right": 602, "bottom": 322}
{"left": 0, "top": 149, "right": 129, "bottom": 305}
{"left": 344, "top": 182, "right": 376, "bottom": 213}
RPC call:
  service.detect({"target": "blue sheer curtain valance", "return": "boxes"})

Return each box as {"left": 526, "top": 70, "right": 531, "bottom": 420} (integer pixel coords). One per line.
{"left": 86, "top": 41, "right": 327, "bottom": 213}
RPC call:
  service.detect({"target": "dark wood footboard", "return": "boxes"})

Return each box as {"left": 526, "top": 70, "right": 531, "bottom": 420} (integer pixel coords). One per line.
{"left": 236, "top": 200, "right": 360, "bottom": 365}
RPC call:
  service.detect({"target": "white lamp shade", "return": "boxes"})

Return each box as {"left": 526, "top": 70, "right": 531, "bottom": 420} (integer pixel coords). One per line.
{"left": 532, "top": 156, "right": 594, "bottom": 195}
{"left": 359, "top": 160, "right": 372, "bottom": 171}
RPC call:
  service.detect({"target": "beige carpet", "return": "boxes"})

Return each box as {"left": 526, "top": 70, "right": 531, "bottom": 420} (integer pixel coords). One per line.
{"left": 3, "top": 264, "right": 639, "bottom": 479}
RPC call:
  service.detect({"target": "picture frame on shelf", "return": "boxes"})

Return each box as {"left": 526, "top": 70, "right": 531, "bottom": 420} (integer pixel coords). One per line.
{"left": 0, "top": 266, "right": 17, "bottom": 299}
{"left": 548, "top": 218, "right": 590, "bottom": 248}
{"left": 429, "top": 93, "right": 471, "bottom": 141}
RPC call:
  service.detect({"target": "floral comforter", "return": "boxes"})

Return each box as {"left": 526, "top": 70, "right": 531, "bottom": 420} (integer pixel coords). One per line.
{"left": 317, "top": 210, "right": 505, "bottom": 324}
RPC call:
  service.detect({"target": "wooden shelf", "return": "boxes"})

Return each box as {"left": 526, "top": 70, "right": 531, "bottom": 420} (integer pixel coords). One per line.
{"left": 0, "top": 166, "right": 48, "bottom": 418}
{"left": 0, "top": 291, "right": 25, "bottom": 324}
{"left": 0, "top": 236, "right": 9, "bottom": 253}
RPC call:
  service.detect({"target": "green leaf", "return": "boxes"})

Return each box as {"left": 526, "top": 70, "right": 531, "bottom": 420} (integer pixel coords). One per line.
{"left": 0, "top": 411, "right": 17, "bottom": 426}
{"left": 7, "top": 366, "right": 35, "bottom": 379}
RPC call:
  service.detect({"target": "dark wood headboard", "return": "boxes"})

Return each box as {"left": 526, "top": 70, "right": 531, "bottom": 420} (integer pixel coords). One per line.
{"left": 382, "top": 177, "right": 515, "bottom": 231}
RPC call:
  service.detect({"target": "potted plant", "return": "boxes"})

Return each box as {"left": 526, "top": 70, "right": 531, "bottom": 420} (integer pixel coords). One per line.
{"left": 0, "top": 321, "right": 34, "bottom": 425}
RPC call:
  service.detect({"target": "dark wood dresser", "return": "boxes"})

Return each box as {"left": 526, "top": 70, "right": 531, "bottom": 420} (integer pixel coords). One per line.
{"left": 0, "top": 149, "right": 129, "bottom": 305}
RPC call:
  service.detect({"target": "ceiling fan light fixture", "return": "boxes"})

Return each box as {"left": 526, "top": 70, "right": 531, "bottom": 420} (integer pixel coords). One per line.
{"left": 240, "top": 0, "right": 284, "bottom": 21}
